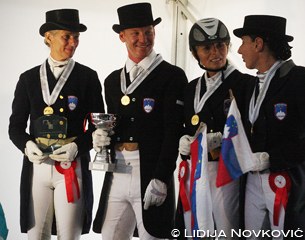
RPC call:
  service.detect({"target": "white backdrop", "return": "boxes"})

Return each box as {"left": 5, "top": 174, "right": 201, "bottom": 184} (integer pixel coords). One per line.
{"left": 1, "top": 0, "right": 305, "bottom": 239}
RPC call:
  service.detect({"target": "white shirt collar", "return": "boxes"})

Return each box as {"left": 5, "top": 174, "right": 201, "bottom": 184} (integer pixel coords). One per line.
{"left": 125, "top": 50, "right": 157, "bottom": 72}
{"left": 48, "top": 56, "right": 70, "bottom": 68}
{"left": 204, "top": 71, "right": 221, "bottom": 90}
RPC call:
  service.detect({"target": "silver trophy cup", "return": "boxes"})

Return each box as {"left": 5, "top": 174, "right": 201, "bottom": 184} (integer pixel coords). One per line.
{"left": 89, "top": 113, "right": 118, "bottom": 171}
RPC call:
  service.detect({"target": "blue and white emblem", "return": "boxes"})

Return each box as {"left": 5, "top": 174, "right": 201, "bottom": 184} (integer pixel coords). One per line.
{"left": 143, "top": 98, "right": 155, "bottom": 113}
{"left": 223, "top": 98, "right": 231, "bottom": 116}
{"left": 68, "top": 96, "right": 78, "bottom": 111}
{"left": 274, "top": 103, "right": 287, "bottom": 120}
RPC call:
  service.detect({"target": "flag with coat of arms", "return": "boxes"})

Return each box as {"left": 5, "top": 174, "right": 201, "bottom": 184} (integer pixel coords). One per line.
{"left": 216, "top": 97, "right": 256, "bottom": 187}
{"left": 178, "top": 122, "right": 214, "bottom": 238}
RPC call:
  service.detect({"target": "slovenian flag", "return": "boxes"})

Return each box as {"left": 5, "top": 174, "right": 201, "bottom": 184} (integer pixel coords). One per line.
{"left": 216, "top": 98, "right": 256, "bottom": 187}
{"left": 189, "top": 123, "right": 214, "bottom": 235}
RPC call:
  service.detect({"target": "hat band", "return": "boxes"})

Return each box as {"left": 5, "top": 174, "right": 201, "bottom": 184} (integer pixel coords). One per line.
{"left": 113, "top": 18, "right": 161, "bottom": 33}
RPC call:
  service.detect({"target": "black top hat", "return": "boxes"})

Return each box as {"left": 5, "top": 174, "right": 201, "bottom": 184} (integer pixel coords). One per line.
{"left": 39, "top": 9, "right": 87, "bottom": 36}
{"left": 112, "top": 2, "right": 161, "bottom": 33}
{"left": 233, "top": 15, "right": 293, "bottom": 42}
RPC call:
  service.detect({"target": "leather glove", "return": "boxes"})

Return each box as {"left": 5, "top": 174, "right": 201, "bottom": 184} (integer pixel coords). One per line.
{"left": 143, "top": 179, "right": 167, "bottom": 210}
{"left": 49, "top": 142, "right": 78, "bottom": 162}
{"left": 25, "top": 140, "right": 48, "bottom": 164}
{"left": 252, "top": 152, "right": 270, "bottom": 171}
{"left": 207, "top": 132, "right": 222, "bottom": 151}
{"left": 92, "top": 129, "right": 111, "bottom": 152}
{"left": 178, "top": 135, "right": 194, "bottom": 156}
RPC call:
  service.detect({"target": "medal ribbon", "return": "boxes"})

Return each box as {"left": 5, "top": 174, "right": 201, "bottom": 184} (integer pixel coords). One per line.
{"left": 178, "top": 160, "right": 191, "bottom": 212}
{"left": 193, "top": 63, "right": 235, "bottom": 114}
{"left": 249, "top": 61, "right": 283, "bottom": 124}
{"left": 40, "top": 59, "right": 75, "bottom": 107}
{"left": 55, "top": 161, "right": 80, "bottom": 203}
{"left": 120, "top": 54, "right": 163, "bottom": 95}
{"left": 269, "top": 172, "right": 291, "bottom": 226}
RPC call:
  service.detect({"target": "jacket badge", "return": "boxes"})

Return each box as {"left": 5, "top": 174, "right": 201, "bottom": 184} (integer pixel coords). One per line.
{"left": 223, "top": 98, "right": 232, "bottom": 116}
{"left": 143, "top": 98, "right": 155, "bottom": 113}
{"left": 68, "top": 96, "right": 78, "bottom": 111}
{"left": 274, "top": 103, "right": 287, "bottom": 120}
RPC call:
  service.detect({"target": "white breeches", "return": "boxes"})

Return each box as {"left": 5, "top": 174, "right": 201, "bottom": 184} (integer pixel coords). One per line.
{"left": 101, "top": 150, "right": 165, "bottom": 240}
{"left": 208, "top": 162, "right": 240, "bottom": 240}
{"left": 245, "top": 171, "right": 285, "bottom": 240}
{"left": 27, "top": 158, "right": 84, "bottom": 240}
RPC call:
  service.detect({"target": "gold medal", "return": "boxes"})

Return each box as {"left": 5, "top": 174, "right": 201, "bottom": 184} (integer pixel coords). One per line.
{"left": 43, "top": 106, "right": 54, "bottom": 115}
{"left": 191, "top": 114, "right": 199, "bottom": 125}
{"left": 121, "top": 95, "right": 130, "bottom": 106}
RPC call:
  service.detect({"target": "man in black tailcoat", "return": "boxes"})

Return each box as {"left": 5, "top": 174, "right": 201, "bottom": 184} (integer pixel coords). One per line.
{"left": 92, "top": 2, "right": 188, "bottom": 239}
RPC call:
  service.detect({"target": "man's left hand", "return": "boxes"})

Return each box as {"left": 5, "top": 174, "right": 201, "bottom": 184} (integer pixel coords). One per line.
{"left": 143, "top": 179, "right": 167, "bottom": 210}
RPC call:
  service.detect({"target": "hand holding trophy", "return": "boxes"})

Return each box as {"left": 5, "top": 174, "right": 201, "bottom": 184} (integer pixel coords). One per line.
{"left": 89, "top": 113, "right": 118, "bottom": 171}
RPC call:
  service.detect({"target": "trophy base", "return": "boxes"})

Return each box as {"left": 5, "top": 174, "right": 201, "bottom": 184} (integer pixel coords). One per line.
{"left": 89, "top": 161, "right": 116, "bottom": 172}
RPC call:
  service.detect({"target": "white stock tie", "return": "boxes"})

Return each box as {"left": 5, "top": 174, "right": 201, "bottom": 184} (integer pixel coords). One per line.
{"left": 49, "top": 58, "right": 68, "bottom": 79}
{"left": 53, "top": 65, "right": 66, "bottom": 79}
{"left": 130, "top": 65, "right": 142, "bottom": 82}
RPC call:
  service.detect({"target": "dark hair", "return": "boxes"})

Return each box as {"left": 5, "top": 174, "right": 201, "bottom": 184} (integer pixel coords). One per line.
{"left": 249, "top": 34, "right": 292, "bottom": 60}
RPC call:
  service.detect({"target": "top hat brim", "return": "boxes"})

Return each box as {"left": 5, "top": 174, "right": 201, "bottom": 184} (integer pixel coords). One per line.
{"left": 233, "top": 27, "right": 294, "bottom": 42}
{"left": 39, "top": 22, "right": 87, "bottom": 36}
{"left": 112, "top": 17, "right": 161, "bottom": 33}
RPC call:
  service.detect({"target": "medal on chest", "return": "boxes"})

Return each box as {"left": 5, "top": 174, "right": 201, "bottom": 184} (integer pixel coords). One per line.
{"left": 43, "top": 106, "right": 54, "bottom": 115}
{"left": 191, "top": 114, "right": 199, "bottom": 126}
{"left": 121, "top": 95, "right": 130, "bottom": 106}
{"left": 120, "top": 55, "right": 163, "bottom": 107}
{"left": 40, "top": 59, "right": 74, "bottom": 116}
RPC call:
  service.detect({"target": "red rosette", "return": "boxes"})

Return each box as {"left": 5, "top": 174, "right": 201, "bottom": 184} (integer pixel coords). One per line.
{"left": 269, "top": 172, "right": 291, "bottom": 226}
{"left": 178, "top": 160, "right": 190, "bottom": 212}
{"left": 55, "top": 161, "right": 80, "bottom": 203}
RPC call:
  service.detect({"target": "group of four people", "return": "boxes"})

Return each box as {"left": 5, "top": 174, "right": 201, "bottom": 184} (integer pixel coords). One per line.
{"left": 8, "top": 2, "right": 305, "bottom": 240}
